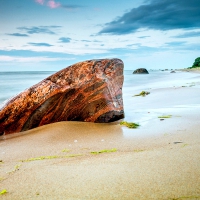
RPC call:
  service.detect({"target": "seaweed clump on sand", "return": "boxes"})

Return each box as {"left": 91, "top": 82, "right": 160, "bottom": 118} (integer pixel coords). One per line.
{"left": 158, "top": 115, "right": 172, "bottom": 119}
{"left": 91, "top": 148, "right": 117, "bottom": 154}
{"left": 21, "top": 154, "right": 82, "bottom": 162}
{"left": 134, "top": 91, "right": 150, "bottom": 97}
{"left": 120, "top": 121, "right": 140, "bottom": 129}
{"left": 0, "top": 189, "right": 7, "bottom": 195}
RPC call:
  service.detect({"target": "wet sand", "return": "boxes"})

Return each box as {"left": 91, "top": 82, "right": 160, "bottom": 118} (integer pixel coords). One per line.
{"left": 0, "top": 71, "right": 200, "bottom": 200}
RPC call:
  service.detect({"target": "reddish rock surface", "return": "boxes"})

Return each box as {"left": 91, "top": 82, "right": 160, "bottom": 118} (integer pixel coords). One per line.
{"left": 0, "top": 58, "right": 124, "bottom": 135}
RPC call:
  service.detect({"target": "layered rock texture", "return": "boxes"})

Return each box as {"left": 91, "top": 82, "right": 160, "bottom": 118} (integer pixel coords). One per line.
{"left": 133, "top": 68, "right": 149, "bottom": 74}
{"left": 0, "top": 58, "right": 124, "bottom": 135}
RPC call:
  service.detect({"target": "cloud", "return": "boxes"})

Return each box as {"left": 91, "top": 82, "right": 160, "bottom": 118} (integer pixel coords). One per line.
{"left": 35, "top": 0, "right": 82, "bottom": 10}
{"left": 0, "top": 50, "right": 75, "bottom": 63}
{"left": 173, "top": 31, "right": 200, "bottom": 38}
{"left": 7, "top": 33, "right": 29, "bottom": 37}
{"left": 99, "top": 0, "right": 200, "bottom": 35}
{"left": 61, "top": 5, "right": 83, "bottom": 10}
{"left": 0, "top": 49, "right": 72, "bottom": 57}
{"left": 107, "top": 45, "right": 164, "bottom": 56}
{"left": 28, "top": 42, "right": 53, "bottom": 47}
{"left": 0, "top": 56, "right": 73, "bottom": 63}
{"left": 81, "top": 40, "right": 91, "bottom": 42}
{"left": 80, "top": 39, "right": 101, "bottom": 43}
{"left": 0, "top": 56, "right": 57, "bottom": 62}
{"left": 165, "top": 41, "right": 186, "bottom": 46}
{"left": 58, "top": 37, "right": 71, "bottom": 43}
{"left": 126, "top": 43, "right": 141, "bottom": 47}
{"left": 35, "top": 0, "right": 45, "bottom": 5}
{"left": 47, "top": 0, "right": 60, "bottom": 8}
{"left": 138, "top": 36, "right": 150, "bottom": 39}
{"left": 17, "top": 26, "right": 61, "bottom": 35}
{"left": 35, "top": 0, "right": 60, "bottom": 8}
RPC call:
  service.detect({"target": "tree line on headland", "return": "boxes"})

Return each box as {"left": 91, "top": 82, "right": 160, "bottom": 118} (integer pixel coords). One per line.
{"left": 188, "top": 57, "right": 200, "bottom": 69}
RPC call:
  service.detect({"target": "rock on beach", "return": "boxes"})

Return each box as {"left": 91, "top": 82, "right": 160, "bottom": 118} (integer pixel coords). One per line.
{"left": 133, "top": 68, "right": 149, "bottom": 74}
{"left": 0, "top": 58, "right": 124, "bottom": 135}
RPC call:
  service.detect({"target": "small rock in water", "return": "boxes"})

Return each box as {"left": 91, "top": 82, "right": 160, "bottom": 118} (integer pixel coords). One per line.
{"left": 133, "top": 68, "right": 149, "bottom": 74}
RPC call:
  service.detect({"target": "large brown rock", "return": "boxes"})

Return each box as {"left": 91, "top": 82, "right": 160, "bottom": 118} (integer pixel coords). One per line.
{"left": 0, "top": 58, "right": 124, "bottom": 135}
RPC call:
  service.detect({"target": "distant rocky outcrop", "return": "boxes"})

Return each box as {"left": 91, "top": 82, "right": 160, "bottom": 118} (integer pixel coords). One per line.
{"left": 0, "top": 58, "right": 124, "bottom": 135}
{"left": 133, "top": 68, "right": 149, "bottom": 74}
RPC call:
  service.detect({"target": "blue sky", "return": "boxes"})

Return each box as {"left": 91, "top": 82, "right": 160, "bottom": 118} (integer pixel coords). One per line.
{"left": 0, "top": 0, "right": 200, "bottom": 71}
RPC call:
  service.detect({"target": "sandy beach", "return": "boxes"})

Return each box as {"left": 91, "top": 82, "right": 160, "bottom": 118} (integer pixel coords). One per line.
{"left": 180, "top": 67, "right": 200, "bottom": 73}
{"left": 1, "top": 70, "right": 200, "bottom": 200}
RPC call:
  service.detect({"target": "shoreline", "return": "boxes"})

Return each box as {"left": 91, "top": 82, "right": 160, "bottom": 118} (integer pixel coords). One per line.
{"left": 179, "top": 67, "right": 200, "bottom": 73}
{"left": 0, "top": 71, "right": 200, "bottom": 199}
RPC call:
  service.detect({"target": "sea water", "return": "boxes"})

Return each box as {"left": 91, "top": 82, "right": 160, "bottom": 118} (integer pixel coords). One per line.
{"left": 0, "top": 71, "right": 55, "bottom": 103}
{"left": 0, "top": 70, "right": 199, "bottom": 120}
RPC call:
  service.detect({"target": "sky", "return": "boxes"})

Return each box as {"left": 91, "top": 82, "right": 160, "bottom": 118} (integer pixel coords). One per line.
{"left": 0, "top": 0, "right": 200, "bottom": 71}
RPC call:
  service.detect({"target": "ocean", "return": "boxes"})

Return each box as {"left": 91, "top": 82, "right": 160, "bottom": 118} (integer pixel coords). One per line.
{"left": 0, "top": 71, "right": 54, "bottom": 103}
{"left": 0, "top": 70, "right": 199, "bottom": 125}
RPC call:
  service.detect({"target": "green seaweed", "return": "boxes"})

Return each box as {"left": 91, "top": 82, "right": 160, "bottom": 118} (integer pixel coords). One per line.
{"left": 120, "top": 121, "right": 140, "bottom": 129}
{"left": 133, "top": 149, "right": 144, "bottom": 153}
{"left": 91, "top": 148, "right": 117, "bottom": 154}
{"left": 0, "top": 177, "right": 4, "bottom": 181}
{"left": 181, "top": 144, "right": 189, "bottom": 148}
{"left": 158, "top": 115, "right": 172, "bottom": 119}
{"left": 62, "top": 148, "right": 70, "bottom": 153}
{"left": 21, "top": 154, "right": 82, "bottom": 162}
{"left": 134, "top": 91, "right": 150, "bottom": 97}
{"left": 7, "top": 164, "right": 21, "bottom": 174}
{"left": 0, "top": 189, "right": 7, "bottom": 195}
{"left": 14, "top": 164, "right": 21, "bottom": 170}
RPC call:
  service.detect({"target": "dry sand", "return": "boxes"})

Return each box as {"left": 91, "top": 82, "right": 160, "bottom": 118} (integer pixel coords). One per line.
{"left": 0, "top": 71, "right": 200, "bottom": 200}
{"left": 179, "top": 67, "right": 200, "bottom": 73}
